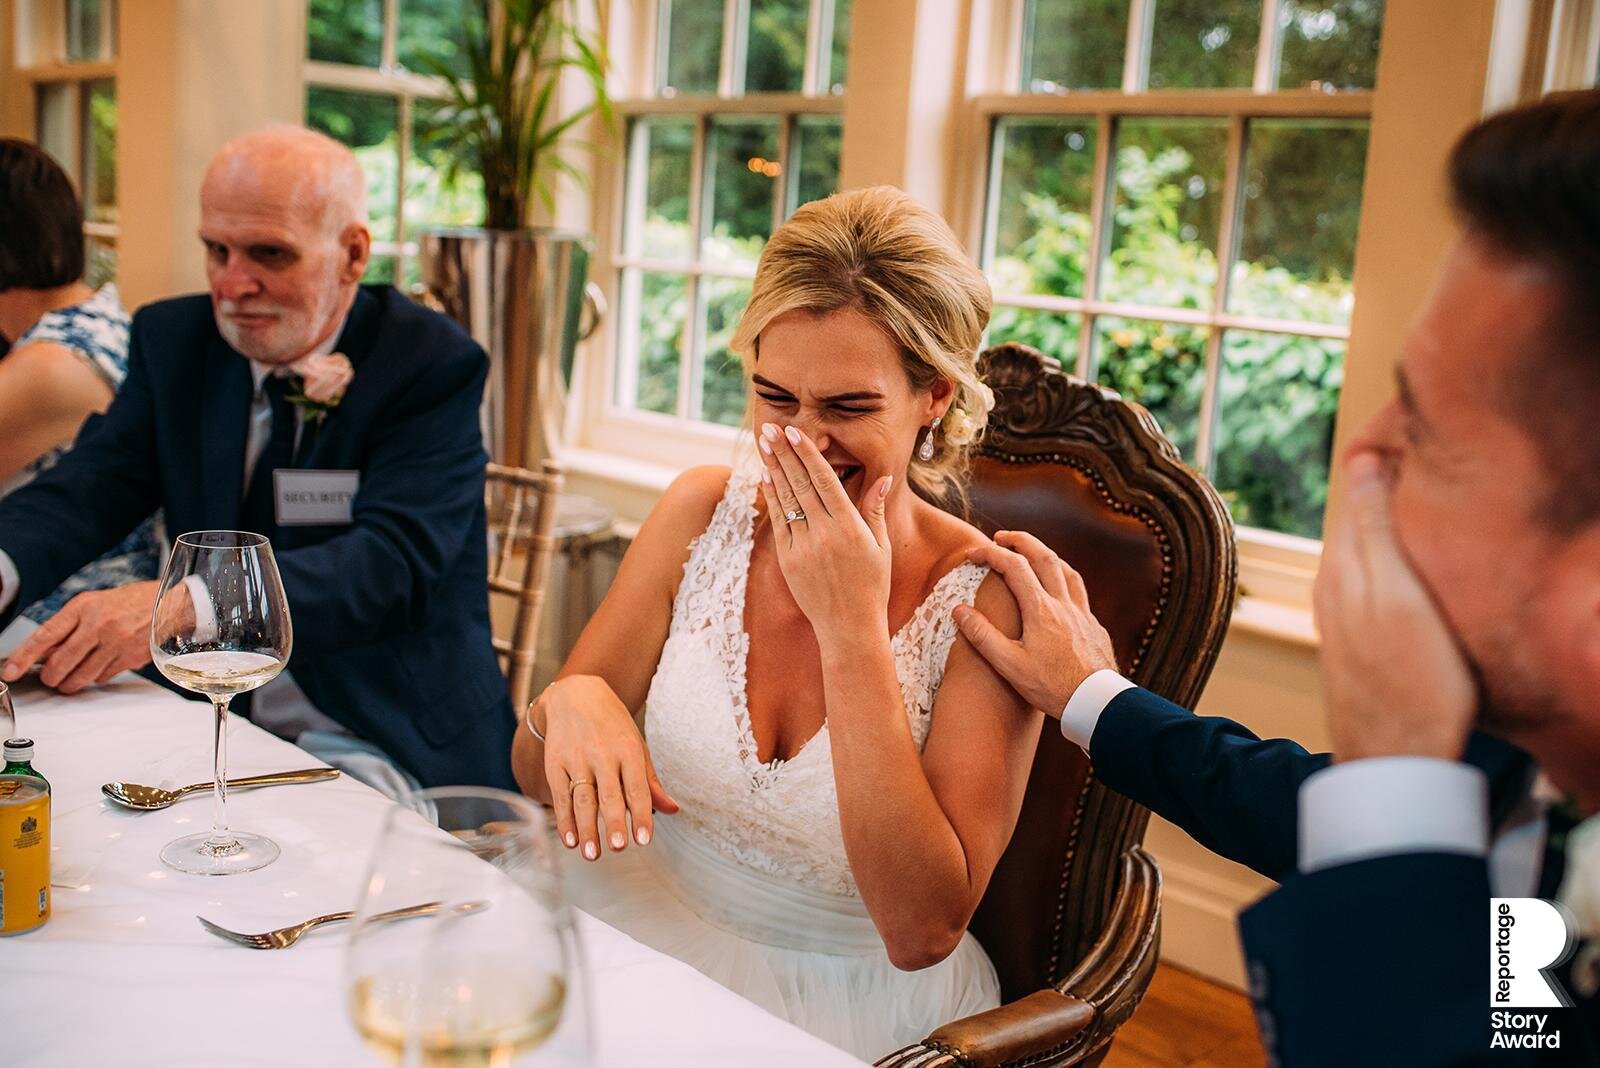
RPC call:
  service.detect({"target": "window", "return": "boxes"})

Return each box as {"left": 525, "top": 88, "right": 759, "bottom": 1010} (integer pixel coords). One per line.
{"left": 608, "top": 0, "right": 852, "bottom": 428}
{"left": 303, "top": 0, "right": 484, "bottom": 285}
{"left": 984, "top": 0, "right": 1382, "bottom": 540}
{"left": 18, "top": 0, "right": 119, "bottom": 286}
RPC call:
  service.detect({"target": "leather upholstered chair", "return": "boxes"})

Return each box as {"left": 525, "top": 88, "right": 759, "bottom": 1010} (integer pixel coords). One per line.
{"left": 877, "top": 342, "right": 1238, "bottom": 1068}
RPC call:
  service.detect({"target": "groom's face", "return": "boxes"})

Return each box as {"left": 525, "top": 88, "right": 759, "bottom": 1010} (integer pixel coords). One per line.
{"left": 1349, "top": 233, "right": 1597, "bottom": 732}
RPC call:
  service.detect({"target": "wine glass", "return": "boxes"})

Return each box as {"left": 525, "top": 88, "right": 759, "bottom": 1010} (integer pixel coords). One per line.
{"left": 0, "top": 680, "right": 14, "bottom": 741}
{"left": 345, "top": 787, "right": 591, "bottom": 1066}
{"left": 149, "top": 530, "right": 292, "bottom": 875}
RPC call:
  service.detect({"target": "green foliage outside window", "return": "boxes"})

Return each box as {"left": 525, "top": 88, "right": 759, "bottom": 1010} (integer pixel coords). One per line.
{"left": 989, "top": 138, "right": 1357, "bottom": 538}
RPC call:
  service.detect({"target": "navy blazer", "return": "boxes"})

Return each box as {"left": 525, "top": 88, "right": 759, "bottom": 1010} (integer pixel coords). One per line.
{"left": 0, "top": 286, "right": 515, "bottom": 789}
{"left": 1092, "top": 686, "right": 1596, "bottom": 1064}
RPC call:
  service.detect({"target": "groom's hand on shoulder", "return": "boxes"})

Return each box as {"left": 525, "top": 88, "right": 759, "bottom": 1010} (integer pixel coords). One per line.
{"left": 952, "top": 530, "right": 1117, "bottom": 716}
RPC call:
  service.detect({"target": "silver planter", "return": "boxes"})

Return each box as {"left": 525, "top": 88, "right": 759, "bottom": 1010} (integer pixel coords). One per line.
{"left": 414, "top": 228, "right": 604, "bottom": 470}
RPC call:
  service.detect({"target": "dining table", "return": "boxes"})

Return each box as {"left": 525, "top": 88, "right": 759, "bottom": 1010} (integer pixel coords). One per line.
{"left": 0, "top": 673, "right": 866, "bottom": 1067}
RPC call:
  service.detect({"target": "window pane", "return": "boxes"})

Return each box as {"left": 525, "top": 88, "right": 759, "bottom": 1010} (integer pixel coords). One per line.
{"left": 790, "top": 116, "right": 841, "bottom": 212}
{"left": 308, "top": 0, "right": 383, "bottom": 67}
{"left": 630, "top": 119, "right": 695, "bottom": 261}
{"left": 364, "top": 256, "right": 398, "bottom": 284}
{"left": 986, "top": 307, "right": 1083, "bottom": 363}
{"left": 398, "top": 0, "right": 482, "bottom": 78}
{"left": 1214, "top": 331, "right": 1343, "bottom": 536}
{"left": 83, "top": 80, "right": 116, "bottom": 225}
{"left": 699, "top": 276, "right": 752, "bottom": 426}
{"left": 829, "top": 0, "right": 853, "bottom": 92}
{"left": 67, "top": 0, "right": 112, "bottom": 61}
{"left": 661, "top": 0, "right": 725, "bottom": 95}
{"left": 1229, "top": 119, "right": 1369, "bottom": 326}
{"left": 1094, "top": 317, "right": 1206, "bottom": 459}
{"left": 1022, "top": 0, "right": 1130, "bottom": 91}
{"left": 989, "top": 118, "right": 1097, "bottom": 298}
{"left": 85, "top": 234, "right": 116, "bottom": 289}
{"left": 746, "top": 0, "right": 808, "bottom": 93}
{"left": 1148, "top": 0, "right": 1258, "bottom": 89}
{"left": 634, "top": 272, "right": 688, "bottom": 415}
{"left": 1277, "top": 0, "right": 1384, "bottom": 90}
{"left": 703, "top": 118, "right": 780, "bottom": 267}
{"left": 408, "top": 99, "right": 486, "bottom": 232}
{"left": 1101, "top": 118, "right": 1227, "bottom": 310}
{"left": 306, "top": 88, "right": 399, "bottom": 242}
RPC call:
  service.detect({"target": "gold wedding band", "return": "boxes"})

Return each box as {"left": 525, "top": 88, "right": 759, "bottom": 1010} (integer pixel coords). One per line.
{"left": 568, "top": 778, "right": 595, "bottom": 798}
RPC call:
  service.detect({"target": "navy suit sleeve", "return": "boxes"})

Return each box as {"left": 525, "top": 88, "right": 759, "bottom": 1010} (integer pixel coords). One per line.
{"left": 273, "top": 339, "right": 488, "bottom": 651}
{"left": 1239, "top": 853, "right": 1505, "bottom": 1067}
{"left": 1088, "top": 687, "right": 1329, "bottom": 881}
{"left": 0, "top": 328, "right": 162, "bottom": 622}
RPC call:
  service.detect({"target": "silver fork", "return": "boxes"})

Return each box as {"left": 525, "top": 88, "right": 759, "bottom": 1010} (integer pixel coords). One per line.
{"left": 197, "top": 899, "right": 486, "bottom": 949}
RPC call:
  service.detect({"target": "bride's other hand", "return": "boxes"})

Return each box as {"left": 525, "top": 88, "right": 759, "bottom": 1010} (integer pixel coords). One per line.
{"left": 538, "top": 675, "right": 679, "bottom": 861}
{"left": 757, "top": 422, "right": 892, "bottom": 638}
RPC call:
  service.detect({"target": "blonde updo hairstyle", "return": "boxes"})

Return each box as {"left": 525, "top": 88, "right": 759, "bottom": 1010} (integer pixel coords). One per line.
{"left": 731, "top": 185, "right": 995, "bottom": 503}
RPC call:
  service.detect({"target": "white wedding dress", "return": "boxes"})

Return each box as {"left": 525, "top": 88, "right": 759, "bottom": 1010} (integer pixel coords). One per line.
{"left": 564, "top": 466, "right": 1002, "bottom": 1059}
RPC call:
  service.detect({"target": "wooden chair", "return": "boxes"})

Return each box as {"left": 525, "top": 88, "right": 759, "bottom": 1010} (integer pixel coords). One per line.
{"left": 485, "top": 459, "right": 564, "bottom": 712}
{"left": 878, "top": 342, "right": 1238, "bottom": 1068}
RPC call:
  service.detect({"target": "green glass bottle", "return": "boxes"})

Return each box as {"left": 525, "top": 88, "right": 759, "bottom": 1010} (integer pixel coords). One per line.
{"left": 2, "top": 738, "right": 45, "bottom": 785}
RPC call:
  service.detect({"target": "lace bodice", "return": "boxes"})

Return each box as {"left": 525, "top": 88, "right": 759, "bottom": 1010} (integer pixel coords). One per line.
{"left": 643, "top": 466, "right": 987, "bottom": 897}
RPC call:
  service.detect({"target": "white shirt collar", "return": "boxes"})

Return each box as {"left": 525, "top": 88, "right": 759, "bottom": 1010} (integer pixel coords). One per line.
{"left": 249, "top": 314, "right": 348, "bottom": 393}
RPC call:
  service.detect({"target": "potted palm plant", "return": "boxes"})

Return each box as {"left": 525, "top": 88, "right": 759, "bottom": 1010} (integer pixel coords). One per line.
{"left": 413, "top": 0, "right": 612, "bottom": 470}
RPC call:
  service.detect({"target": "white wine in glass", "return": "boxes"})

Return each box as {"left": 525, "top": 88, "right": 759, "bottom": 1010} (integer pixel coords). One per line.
{"left": 150, "top": 530, "right": 292, "bottom": 875}
{"left": 345, "top": 787, "right": 589, "bottom": 1067}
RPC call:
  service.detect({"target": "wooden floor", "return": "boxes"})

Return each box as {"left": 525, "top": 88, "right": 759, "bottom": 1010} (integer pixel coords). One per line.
{"left": 1101, "top": 963, "right": 1269, "bottom": 1068}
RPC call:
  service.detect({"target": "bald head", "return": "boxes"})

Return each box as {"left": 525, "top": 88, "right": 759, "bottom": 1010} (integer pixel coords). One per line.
{"left": 203, "top": 125, "right": 367, "bottom": 235}
{"left": 199, "top": 125, "right": 372, "bottom": 365}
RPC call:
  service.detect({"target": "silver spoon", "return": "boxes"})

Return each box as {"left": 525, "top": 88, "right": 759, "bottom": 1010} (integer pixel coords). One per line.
{"left": 102, "top": 767, "right": 340, "bottom": 810}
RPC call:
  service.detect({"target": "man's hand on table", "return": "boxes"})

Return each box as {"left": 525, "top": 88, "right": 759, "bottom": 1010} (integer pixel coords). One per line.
{"left": 1313, "top": 453, "right": 1477, "bottom": 764}
{"left": 951, "top": 529, "right": 1118, "bottom": 716}
{"left": 1, "top": 580, "right": 161, "bottom": 693}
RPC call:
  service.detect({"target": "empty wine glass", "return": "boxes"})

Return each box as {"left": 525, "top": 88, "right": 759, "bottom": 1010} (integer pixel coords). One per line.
{"left": 0, "top": 680, "right": 14, "bottom": 740}
{"left": 149, "top": 530, "right": 292, "bottom": 875}
{"left": 345, "top": 787, "right": 591, "bottom": 1066}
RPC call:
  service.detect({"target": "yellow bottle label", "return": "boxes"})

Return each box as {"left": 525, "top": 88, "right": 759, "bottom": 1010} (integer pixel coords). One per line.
{"left": 0, "top": 774, "right": 50, "bottom": 935}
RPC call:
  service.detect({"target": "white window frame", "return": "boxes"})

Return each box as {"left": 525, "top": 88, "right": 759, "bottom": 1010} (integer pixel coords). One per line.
{"left": 14, "top": 0, "right": 119, "bottom": 280}
{"left": 581, "top": 0, "right": 847, "bottom": 471}
{"left": 302, "top": 0, "right": 453, "bottom": 283}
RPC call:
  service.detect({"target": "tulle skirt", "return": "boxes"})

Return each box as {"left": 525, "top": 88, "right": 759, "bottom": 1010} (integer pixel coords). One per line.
{"left": 562, "top": 817, "right": 1001, "bottom": 1061}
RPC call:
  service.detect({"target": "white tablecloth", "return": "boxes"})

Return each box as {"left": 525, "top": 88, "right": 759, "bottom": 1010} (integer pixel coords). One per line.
{"left": 0, "top": 676, "right": 863, "bottom": 1066}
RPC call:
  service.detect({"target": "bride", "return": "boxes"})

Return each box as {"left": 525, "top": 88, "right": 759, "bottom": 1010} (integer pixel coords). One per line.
{"left": 511, "top": 185, "right": 1042, "bottom": 1058}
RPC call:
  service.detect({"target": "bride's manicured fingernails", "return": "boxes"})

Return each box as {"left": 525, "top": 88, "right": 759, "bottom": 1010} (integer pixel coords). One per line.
{"left": 610, "top": 831, "right": 626, "bottom": 851}
{"left": 761, "top": 423, "right": 780, "bottom": 441}
{"left": 584, "top": 840, "right": 599, "bottom": 860}
{"left": 784, "top": 425, "right": 802, "bottom": 445}
{"left": 564, "top": 831, "right": 577, "bottom": 848}
{"left": 636, "top": 825, "right": 651, "bottom": 845}
{"left": 760, "top": 466, "right": 772, "bottom": 484}
{"left": 759, "top": 435, "right": 773, "bottom": 455}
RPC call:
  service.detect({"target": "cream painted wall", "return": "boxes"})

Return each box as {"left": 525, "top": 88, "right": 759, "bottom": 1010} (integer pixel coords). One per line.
{"left": 116, "top": 1, "right": 303, "bottom": 309}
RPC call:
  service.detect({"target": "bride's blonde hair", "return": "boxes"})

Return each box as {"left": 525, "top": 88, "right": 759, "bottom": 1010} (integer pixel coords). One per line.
{"left": 730, "top": 185, "right": 995, "bottom": 502}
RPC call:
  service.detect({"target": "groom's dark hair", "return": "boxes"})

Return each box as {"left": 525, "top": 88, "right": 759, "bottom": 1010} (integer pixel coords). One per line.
{"left": 1449, "top": 88, "right": 1600, "bottom": 530}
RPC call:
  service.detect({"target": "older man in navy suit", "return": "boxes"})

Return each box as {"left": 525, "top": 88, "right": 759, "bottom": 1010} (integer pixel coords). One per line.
{"left": 954, "top": 93, "right": 1600, "bottom": 1065}
{"left": 0, "top": 126, "right": 514, "bottom": 791}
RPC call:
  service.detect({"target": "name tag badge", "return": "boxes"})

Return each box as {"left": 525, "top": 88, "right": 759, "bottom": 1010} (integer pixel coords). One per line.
{"left": 274, "top": 469, "right": 360, "bottom": 526}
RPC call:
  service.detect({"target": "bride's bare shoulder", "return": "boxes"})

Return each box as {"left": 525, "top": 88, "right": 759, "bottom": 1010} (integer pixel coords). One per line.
{"left": 633, "top": 465, "right": 735, "bottom": 553}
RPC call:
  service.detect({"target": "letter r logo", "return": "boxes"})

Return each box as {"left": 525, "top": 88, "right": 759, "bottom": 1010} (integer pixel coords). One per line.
{"left": 1491, "top": 898, "right": 1577, "bottom": 1007}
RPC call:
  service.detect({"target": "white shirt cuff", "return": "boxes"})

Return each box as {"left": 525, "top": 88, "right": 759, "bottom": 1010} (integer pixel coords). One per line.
{"left": 0, "top": 550, "right": 18, "bottom": 613}
{"left": 183, "top": 574, "right": 220, "bottom": 643}
{"left": 1298, "top": 757, "right": 1489, "bottom": 873}
{"left": 1059, "top": 669, "right": 1136, "bottom": 751}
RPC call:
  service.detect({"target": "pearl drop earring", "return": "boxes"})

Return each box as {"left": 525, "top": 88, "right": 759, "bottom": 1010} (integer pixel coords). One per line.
{"left": 918, "top": 416, "right": 941, "bottom": 462}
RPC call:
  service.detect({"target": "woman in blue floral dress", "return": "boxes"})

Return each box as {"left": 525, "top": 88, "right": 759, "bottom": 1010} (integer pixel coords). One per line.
{"left": 0, "top": 138, "right": 160, "bottom": 623}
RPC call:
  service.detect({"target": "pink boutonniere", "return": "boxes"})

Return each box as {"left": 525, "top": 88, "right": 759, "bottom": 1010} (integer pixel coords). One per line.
{"left": 285, "top": 352, "right": 354, "bottom": 424}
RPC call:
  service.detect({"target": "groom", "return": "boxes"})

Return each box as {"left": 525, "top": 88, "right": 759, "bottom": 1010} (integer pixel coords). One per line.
{"left": 954, "top": 91, "right": 1600, "bottom": 1065}
{"left": 0, "top": 126, "right": 514, "bottom": 791}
